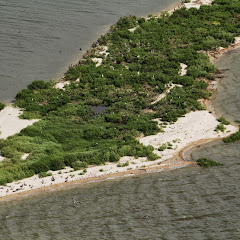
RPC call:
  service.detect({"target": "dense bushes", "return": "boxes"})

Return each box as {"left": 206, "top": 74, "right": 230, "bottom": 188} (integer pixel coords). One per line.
{"left": 197, "top": 158, "right": 223, "bottom": 167}
{"left": 217, "top": 117, "right": 230, "bottom": 125}
{"left": 27, "top": 80, "right": 52, "bottom": 90}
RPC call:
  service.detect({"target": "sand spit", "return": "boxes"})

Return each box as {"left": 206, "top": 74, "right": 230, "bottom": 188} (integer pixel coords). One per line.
{"left": 139, "top": 111, "right": 238, "bottom": 162}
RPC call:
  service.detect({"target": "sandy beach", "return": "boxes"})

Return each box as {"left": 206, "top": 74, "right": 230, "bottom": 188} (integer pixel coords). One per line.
{"left": 0, "top": 106, "right": 38, "bottom": 140}
{"left": 0, "top": 0, "right": 238, "bottom": 201}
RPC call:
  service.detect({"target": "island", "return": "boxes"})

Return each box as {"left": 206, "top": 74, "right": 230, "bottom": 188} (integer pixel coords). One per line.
{"left": 0, "top": 0, "right": 240, "bottom": 200}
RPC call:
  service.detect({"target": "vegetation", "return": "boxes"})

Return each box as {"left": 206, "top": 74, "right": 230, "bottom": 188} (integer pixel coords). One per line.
{"left": 223, "top": 128, "right": 240, "bottom": 143}
{"left": 217, "top": 117, "right": 230, "bottom": 125}
{"left": 117, "top": 161, "right": 129, "bottom": 167}
{"left": 197, "top": 158, "right": 223, "bottom": 167}
{"left": 158, "top": 142, "right": 173, "bottom": 151}
{"left": 0, "top": 102, "right": 6, "bottom": 111}
{"left": 38, "top": 172, "right": 52, "bottom": 178}
{"left": 0, "top": 0, "right": 240, "bottom": 185}
{"left": 215, "top": 124, "right": 226, "bottom": 132}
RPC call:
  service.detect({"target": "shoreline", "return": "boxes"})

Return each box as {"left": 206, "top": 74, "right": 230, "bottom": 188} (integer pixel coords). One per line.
{"left": 0, "top": 159, "right": 196, "bottom": 204}
{"left": 0, "top": 0, "right": 239, "bottom": 202}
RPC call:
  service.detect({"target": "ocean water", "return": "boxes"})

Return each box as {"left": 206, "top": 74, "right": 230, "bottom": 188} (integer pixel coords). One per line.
{"left": 0, "top": 0, "right": 178, "bottom": 103}
{"left": 1, "top": 1, "right": 240, "bottom": 239}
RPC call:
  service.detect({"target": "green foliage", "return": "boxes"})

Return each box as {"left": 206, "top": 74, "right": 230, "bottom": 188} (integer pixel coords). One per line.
{"left": 72, "top": 161, "right": 88, "bottom": 171}
{"left": 197, "top": 158, "right": 223, "bottom": 167}
{"left": 27, "top": 80, "right": 51, "bottom": 90}
{"left": 217, "top": 117, "right": 230, "bottom": 125}
{"left": 0, "top": 102, "right": 6, "bottom": 111}
{"left": 38, "top": 172, "right": 52, "bottom": 178}
{"left": 117, "top": 161, "right": 129, "bottom": 167}
{"left": 215, "top": 124, "right": 226, "bottom": 132}
{"left": 158, "top": 144, "right": 167, "bottom": 151}
{"left": 223, "top": 130, "right": 240, "bottom": 143}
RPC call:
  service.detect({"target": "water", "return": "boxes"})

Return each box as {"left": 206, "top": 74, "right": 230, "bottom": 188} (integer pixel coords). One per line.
{"left": 211, "top": 49, "right": 240, "bottom": 123}
{"left": 1, "top": 2, "right": 240, "bottom": 239}
{"left": 0, "top": 164, "right": 239, "bottom": 239}
{"left": 0, "top": 0, "right": 178, "bottom": 103}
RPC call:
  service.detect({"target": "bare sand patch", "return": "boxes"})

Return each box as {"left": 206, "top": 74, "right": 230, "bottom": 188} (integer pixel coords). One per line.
{"left": 0, "top": 106, "right": 38, "bottom": 140}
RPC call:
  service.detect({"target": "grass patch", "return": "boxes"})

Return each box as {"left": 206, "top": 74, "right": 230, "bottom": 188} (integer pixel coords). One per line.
{"left": 197, "top": 158, "right": 223, "bottom": 167}
{"left": 217, "top": 117, "right": 230, "bottom": 125}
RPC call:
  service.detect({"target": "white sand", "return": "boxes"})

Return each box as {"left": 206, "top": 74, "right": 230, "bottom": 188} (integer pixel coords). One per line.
{"left": 184, "top": 0, "right": 214, "bottom": 9}
{"left": 92, "top": 57, "right": 103, "bottom": 67}
{"left": 128, "top": 27, "right": 138, "bottom": 32}
{"left": 235, "top": 37, "right": 240, "bottom": 44}
{"left": 0, "top": 106, "right": 38, "bottom": 140}
{"left": 21, "top": 153, "right": 29, "bottom": 160}
{"left": 91, "top": 46, "right": 109, "bottom": 67}
{"left": 55, "top": 81, "right": 70, "bottom": 89}
{"left": 98, "top": 46, "right": 109, "bottom": 56}
{"left": 179, "top": 63, "right": 187, "bottom": 76}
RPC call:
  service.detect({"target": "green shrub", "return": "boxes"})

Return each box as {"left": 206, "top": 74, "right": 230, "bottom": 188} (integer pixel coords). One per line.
{"left": 109, "top": 152, "right": 120, "bottom": 162}
{"left": 215, "top": 124, "right": 226, "bottom": 132}
{"left": 223, "top": 131, "right": 240, "bottom": 143}
{"left": 30, "top": 159, "right": 51, "bottom": 173}
{"left": 0, "top": 102, "right": 6, "bottom": 111}
{"left": 38, "top": 172, "right": 52, "bottom": 178}
{"left": 197, "top": 158, "right": 222, "bottom": 167}
{"left": 158, "top": 144, "right": 167, "bottom": 151}
{"left": 27, "top": 80, "right": 51, "bottom": 90}
{"left": 117, "top": 161, "right": 129, "bottom": 167}
{"left": 72, "top": 160, "right": 88, "bottom": 170}
{"left": 217, "top": 117, "right": 230, "bottom": 125}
